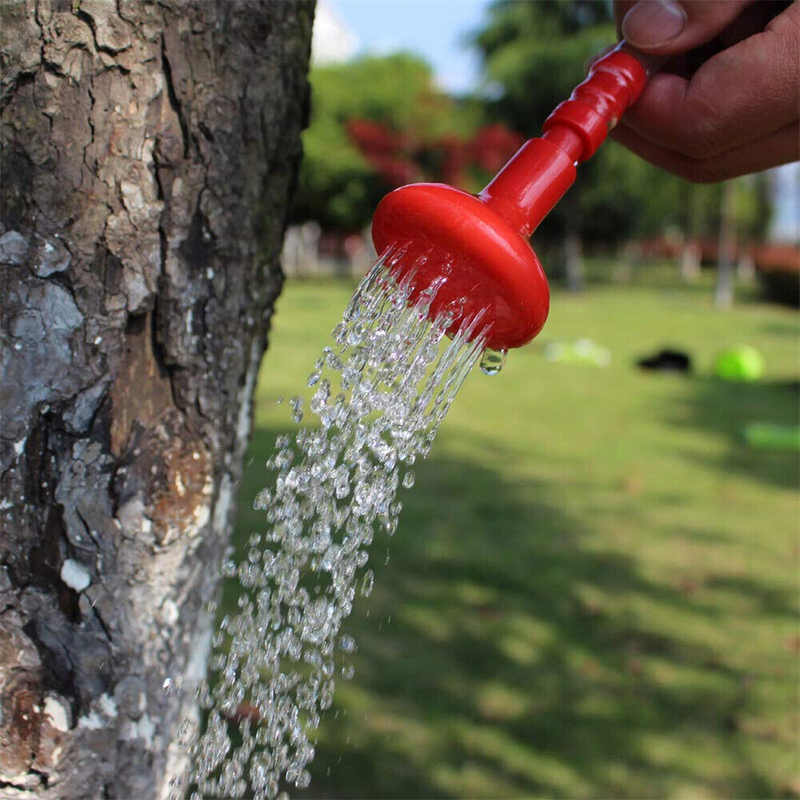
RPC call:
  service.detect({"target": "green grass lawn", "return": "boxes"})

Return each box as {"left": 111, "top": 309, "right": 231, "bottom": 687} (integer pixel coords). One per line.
{"left": 232, "top": 266, "right": 799, "bottom": 799}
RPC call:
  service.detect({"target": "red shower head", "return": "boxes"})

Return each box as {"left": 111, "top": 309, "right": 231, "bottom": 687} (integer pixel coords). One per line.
{"left": 371, "top": 45, "right": 649, "bottom": 351}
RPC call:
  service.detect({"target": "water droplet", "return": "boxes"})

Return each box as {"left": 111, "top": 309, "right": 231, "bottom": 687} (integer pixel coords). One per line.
{"left": 402, "top": 470, "right": 415, "bottom": 489}
{"left": 360, "top": 569, "right": 374, "bottom": 597}
{"left": 253, "top": 488, "right": 272, "bottom": 510}
{"left": 221, "top": 560, "right": 236, "bottom": 578}
{"left": 480, "top": 347, "right": 507, "bottom": 376}
{"left": 289, "top": 396, "right": 304, "bottom": 423}
{"left": 341, "top": 663, "right": 355, "bottom": 680}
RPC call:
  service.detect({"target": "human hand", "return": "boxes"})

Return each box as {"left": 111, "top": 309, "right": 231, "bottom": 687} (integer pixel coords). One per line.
{"left": 611, "top": 0, "right": 799, "bottom": 182}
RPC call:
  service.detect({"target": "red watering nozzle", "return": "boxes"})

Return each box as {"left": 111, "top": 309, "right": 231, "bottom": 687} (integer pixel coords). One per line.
{"left": 371, "top": 44, "right": 651, "bottom": 351}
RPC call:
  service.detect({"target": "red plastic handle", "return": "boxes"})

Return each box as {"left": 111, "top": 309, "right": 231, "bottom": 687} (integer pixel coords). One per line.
{"left": 544, "top": 46, "right": 648, "bottom": 162}
{"left": 479, "top": 43, "right": 650, "bottom": 237}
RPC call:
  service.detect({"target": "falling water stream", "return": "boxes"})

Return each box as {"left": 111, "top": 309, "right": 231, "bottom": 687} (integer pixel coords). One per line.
{"left": 183, "top": 248, "right": 502, "bottom": 799}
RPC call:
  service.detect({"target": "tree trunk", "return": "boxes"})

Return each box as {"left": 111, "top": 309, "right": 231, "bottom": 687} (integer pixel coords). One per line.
{"left": 564, "top": 225, "right": 585, "bottom": 293}
{"left": 560, "top": 194, "right": 584, "bottom": 292}
{"left": 715, "top": 180, "right": 736, "bottom": 309}
{"left": 0, "top": 1, "right": 313, "bottom": 797}
{"left": 680, "top": 239, "right": 701, "bottom": 282}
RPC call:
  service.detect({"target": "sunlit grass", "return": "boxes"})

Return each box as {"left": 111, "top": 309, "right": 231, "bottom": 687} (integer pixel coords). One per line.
{"left": 232, "top": 264, "right": 799, "bottom": 799}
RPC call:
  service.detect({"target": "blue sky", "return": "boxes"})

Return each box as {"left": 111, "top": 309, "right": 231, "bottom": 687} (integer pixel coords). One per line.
{"left": 333, "top": 0, "right": 493, "bottom": 93}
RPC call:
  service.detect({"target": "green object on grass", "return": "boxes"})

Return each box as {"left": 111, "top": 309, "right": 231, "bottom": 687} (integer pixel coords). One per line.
{"left": 543, "top": 338, "right": 611, "bottom": 367}
{"left": 743, "top": 422, "right": 800, "bottom": 451}
{"left": 714, "top": 345, "right": 765, "bottom": 381}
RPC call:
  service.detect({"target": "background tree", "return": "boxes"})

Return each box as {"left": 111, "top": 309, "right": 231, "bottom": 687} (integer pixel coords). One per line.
{"left": 0, "top": 1, "right": 312, "bottom": 797}
{"left": 293, "top": 54, "right": 460, "bottom": 231}
{"left": 292, "top": 53, "right": 502, "bottom": 233}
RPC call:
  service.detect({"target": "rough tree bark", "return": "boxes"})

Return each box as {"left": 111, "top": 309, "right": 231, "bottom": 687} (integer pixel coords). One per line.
{"left": 0, "top": 1, "right": 313, "bottom": 796}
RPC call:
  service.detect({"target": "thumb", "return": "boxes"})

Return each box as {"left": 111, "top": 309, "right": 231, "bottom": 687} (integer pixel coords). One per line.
{"left": 618, "top": 0, "right": 755, "bottom": 53}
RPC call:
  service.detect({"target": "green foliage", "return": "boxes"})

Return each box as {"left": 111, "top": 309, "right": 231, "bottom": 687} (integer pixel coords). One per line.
{"left": 673, "top": 175, "right": 770, "bottom": 245}
{"left": 294, "top": 113, "right": 377, "bottom": 231}
{"left": 579, "top": 143, "right": 681, "bottom": 242}
{"left": 475, "top": 1, "right": 615, "bottom": 131}
{"left": 309, "top": 53, "right": 475, "bottom": 137}
{"left": 679, "top": 180, "right": 724, "bottom": 239}
{"left": 293, "top": 54, "right": 480, "bottom": 231}
{"left": 732, "top": 174, "right": 772, "bottom": 241}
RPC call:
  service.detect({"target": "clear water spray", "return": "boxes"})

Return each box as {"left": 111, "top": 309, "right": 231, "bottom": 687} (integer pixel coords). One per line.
{"left": 181, "top": 248, "right": 491, "bottom": 799}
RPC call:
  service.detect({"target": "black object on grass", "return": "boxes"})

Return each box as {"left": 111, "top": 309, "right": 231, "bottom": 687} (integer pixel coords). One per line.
{"left": 637, "top": 349, "right": 692, "bottom": 373}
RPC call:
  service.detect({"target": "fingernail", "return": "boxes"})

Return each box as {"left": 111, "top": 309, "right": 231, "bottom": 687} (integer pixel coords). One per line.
{"left": 622, "top": 0, "right": 687, "bottom": 48}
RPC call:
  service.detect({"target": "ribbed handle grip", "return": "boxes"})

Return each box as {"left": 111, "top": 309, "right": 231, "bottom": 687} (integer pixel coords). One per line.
{"left": 542, "top": 45, "right": 648, "bottom": 163}
{"left": 479, "top": 42, "right": 654, "bottom": 235}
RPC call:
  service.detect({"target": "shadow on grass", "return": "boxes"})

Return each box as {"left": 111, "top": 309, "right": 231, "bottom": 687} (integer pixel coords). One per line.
{"left": 664, "top": 377, "right": 800, "bottom": 491}
{"left": 758, "top": 319, "right": 800, "bottom": 339}
{"left": 222, "top": 420, "right": 791, "bottom": 800}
